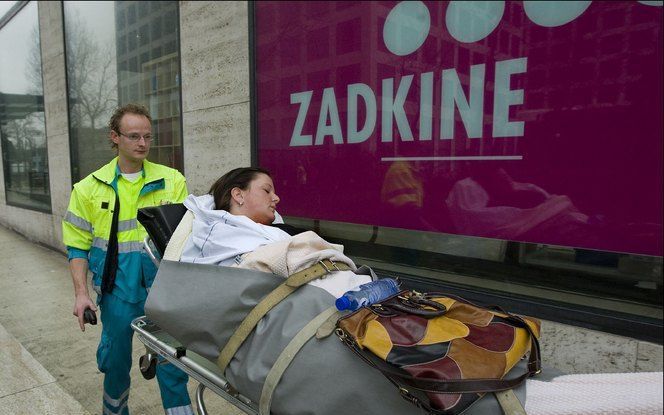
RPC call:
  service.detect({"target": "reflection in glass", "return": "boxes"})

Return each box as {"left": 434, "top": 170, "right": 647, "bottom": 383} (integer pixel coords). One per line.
{"left": 64, "top": 1, "right": 183, "bottom": 182}
{"left": 0, "top": 2, "right": 50, "bottom": 212}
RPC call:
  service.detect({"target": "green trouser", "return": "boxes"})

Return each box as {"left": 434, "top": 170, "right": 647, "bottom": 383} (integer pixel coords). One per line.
{"left": 97, "top": 292, "right": 192, "bottom": 415}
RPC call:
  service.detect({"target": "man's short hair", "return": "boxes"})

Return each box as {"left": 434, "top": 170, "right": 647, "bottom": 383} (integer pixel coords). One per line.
{"left": 107, "top": 103, "right": 152, "bottom": 149}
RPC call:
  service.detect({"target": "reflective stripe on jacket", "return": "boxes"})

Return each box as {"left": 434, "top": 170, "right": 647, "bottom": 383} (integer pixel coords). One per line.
{"left": 63, "top": 157, "right": 187, "bottom": 303}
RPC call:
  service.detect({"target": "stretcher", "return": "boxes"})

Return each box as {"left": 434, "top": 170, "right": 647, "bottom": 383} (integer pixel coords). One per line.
{"left": 131, "top": 204, "right": 532, "bottom": 415}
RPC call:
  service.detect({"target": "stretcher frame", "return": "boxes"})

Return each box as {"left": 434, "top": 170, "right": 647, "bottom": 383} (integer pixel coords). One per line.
{"left": 131, "top": 204, "right": 259, "bottom": 415}
{"left": 131, "top": 314, "right": 257, "bottom": 415}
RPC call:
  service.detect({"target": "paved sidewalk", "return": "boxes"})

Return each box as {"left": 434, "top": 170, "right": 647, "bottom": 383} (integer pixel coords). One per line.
{"left": 0, "top": 322, "right": 86, "bottom": 414}
{"left": 0, "top": 224, "right": 242, "bottom": 415}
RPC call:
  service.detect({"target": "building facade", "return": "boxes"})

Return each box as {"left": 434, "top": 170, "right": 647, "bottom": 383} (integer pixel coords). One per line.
{"left": 0, "top": 1, "right": 662, "bottom": 374}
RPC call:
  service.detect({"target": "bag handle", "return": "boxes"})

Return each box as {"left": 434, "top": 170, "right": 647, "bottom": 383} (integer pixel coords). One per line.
{"left": 371, "top": 293, "right": 447, "bottom": 319}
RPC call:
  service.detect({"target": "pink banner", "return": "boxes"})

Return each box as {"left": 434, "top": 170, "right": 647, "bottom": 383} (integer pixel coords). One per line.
{"left": 256, "top": 1, "right": 663, "bottom": 256}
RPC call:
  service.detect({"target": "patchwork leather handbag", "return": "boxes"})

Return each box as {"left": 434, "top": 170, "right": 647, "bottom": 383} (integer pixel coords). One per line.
{"left": 336, "top": 290, "right": 541, "bottom": 414}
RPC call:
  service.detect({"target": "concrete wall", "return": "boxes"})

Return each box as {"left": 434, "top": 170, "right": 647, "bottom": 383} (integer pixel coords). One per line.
{"left": 0, "top": 1, "right": 660, "bottom": 375}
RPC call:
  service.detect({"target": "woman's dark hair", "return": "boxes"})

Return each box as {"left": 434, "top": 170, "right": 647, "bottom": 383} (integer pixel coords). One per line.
{"left": 208, "top": 167, "right": 272, "bottom": 211}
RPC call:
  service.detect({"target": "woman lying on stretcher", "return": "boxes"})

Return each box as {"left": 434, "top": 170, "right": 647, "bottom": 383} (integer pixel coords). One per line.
{"left": 172, "top": 166, "right": 663, "bottom": 415}
{"left": 179, "top": 166, "right": 374, "bottom": 298}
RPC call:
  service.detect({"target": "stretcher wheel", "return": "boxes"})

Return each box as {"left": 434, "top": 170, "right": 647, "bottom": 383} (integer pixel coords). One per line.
{"left": 139, "top": 354, "right": 157, "bottom": 379}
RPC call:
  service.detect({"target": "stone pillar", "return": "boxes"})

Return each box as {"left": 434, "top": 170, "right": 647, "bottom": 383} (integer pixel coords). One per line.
{"left": 40, "top": 0, "right": 72, "bottom": 251}
{"left": 179, "top": 1, "right": 252, "bottom": 196}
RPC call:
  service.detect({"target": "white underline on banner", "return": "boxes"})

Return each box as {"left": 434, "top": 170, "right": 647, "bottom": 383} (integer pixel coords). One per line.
{"left": 381, "top": 156, "right": 523, "bottom": 161}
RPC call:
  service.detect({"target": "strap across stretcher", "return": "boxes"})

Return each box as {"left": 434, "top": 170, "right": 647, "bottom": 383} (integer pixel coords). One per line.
{"left": 259, "top": 306, "right": 342, "bottom": 415}
{"left": 216, "top": 259, "right": 351, "bottom": 373}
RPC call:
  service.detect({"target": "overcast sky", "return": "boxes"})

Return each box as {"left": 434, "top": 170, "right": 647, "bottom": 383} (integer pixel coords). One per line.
{"left": 0, "top": 2, "right": 39, "bottom": 95}
{"left": 0, "top": 1, "right": 115, "bottom": 95}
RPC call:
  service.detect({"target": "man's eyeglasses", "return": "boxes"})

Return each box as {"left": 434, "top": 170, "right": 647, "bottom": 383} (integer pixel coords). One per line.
{"left": 117, "top": 131, "right": 153, "bottom": 142}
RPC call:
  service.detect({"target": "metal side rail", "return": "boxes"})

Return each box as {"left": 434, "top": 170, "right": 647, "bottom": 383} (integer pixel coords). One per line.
{"left": 131, "top": 316, "right": 258, "bottom": 415}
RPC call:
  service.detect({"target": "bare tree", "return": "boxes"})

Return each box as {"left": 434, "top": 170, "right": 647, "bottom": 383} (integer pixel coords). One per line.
{"left": 26, "top": 11, "right": 117, "bottom": 130}
{"left": 64, "top": 10, "right": 117, "bottom": 130}
{"left": 1, "top": 115, "right": 43, "bottom": 189}
{"left": 4, "top": 117, "right": 41, "bottom": 151}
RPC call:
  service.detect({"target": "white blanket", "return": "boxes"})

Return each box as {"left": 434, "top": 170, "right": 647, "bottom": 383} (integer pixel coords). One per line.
{"left": 178, "top": 194, "right": 370, "bottom": 297}
{"left": 180, "top": 194, "right": 291, "bottom": 266}
{"left": 236, "top": 230, "right": 370, "bottom": 298}
{"left": 526, "top": 372, "right": 663, "bottom": 415}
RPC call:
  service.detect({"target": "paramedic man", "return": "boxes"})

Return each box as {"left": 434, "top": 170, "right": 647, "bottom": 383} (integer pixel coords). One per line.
{"left": 62, "top": 104, "right": 193, "bottom": 415}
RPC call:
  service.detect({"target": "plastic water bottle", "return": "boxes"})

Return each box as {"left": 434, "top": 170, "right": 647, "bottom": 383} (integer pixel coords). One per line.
{"left": 335, "top": 278, "right": 400, "bottom": 311}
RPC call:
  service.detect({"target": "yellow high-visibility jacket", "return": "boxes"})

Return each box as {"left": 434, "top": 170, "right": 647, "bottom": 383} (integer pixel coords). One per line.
{"left": 62, "top": 157, "right": 187, "bottom": 303}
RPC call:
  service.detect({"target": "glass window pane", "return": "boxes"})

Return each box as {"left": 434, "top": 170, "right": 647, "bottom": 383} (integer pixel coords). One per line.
{"left": 0, "top": 2, "right": 51, "bottom": 212}
{"left": 254, "top": 1, "right": 663, "bottom": 333}
{"left": 63, "top": 1, "right": 183, "bottom": 182}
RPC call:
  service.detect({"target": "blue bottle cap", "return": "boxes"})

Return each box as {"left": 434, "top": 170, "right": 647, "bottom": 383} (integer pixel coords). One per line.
{"left": 335, "top": 296, "right": 351, "bottom": 311}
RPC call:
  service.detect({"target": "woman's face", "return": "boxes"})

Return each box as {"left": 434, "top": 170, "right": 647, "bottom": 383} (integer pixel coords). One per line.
{"left": 236, "top": 173, "right": 280, "bottom": 224}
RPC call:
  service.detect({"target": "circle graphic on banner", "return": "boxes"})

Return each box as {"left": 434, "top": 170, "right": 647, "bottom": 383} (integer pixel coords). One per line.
{"left": 446, "top": 1, "right": 505, "bottom": 43}
{"left": 523, "top": 1, "right": 592, "bottom": 27}
{"left": 383, "top": 1, "right": 431, "bottom": 56}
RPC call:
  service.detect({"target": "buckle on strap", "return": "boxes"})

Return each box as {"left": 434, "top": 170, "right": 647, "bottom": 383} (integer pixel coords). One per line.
{"left": 319, "top": 260, "right": 332, "bottom": 273}
{"left": 318, "top": 259, "right": 343, "bottom": 276}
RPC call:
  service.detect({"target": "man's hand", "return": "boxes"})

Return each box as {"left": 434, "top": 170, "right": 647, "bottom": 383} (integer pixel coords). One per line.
{"left": 69, "top": 257, "right": 94, "bottom": 332}
{"left": 73, "top": 294, "right": 97, "bottom": 332}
